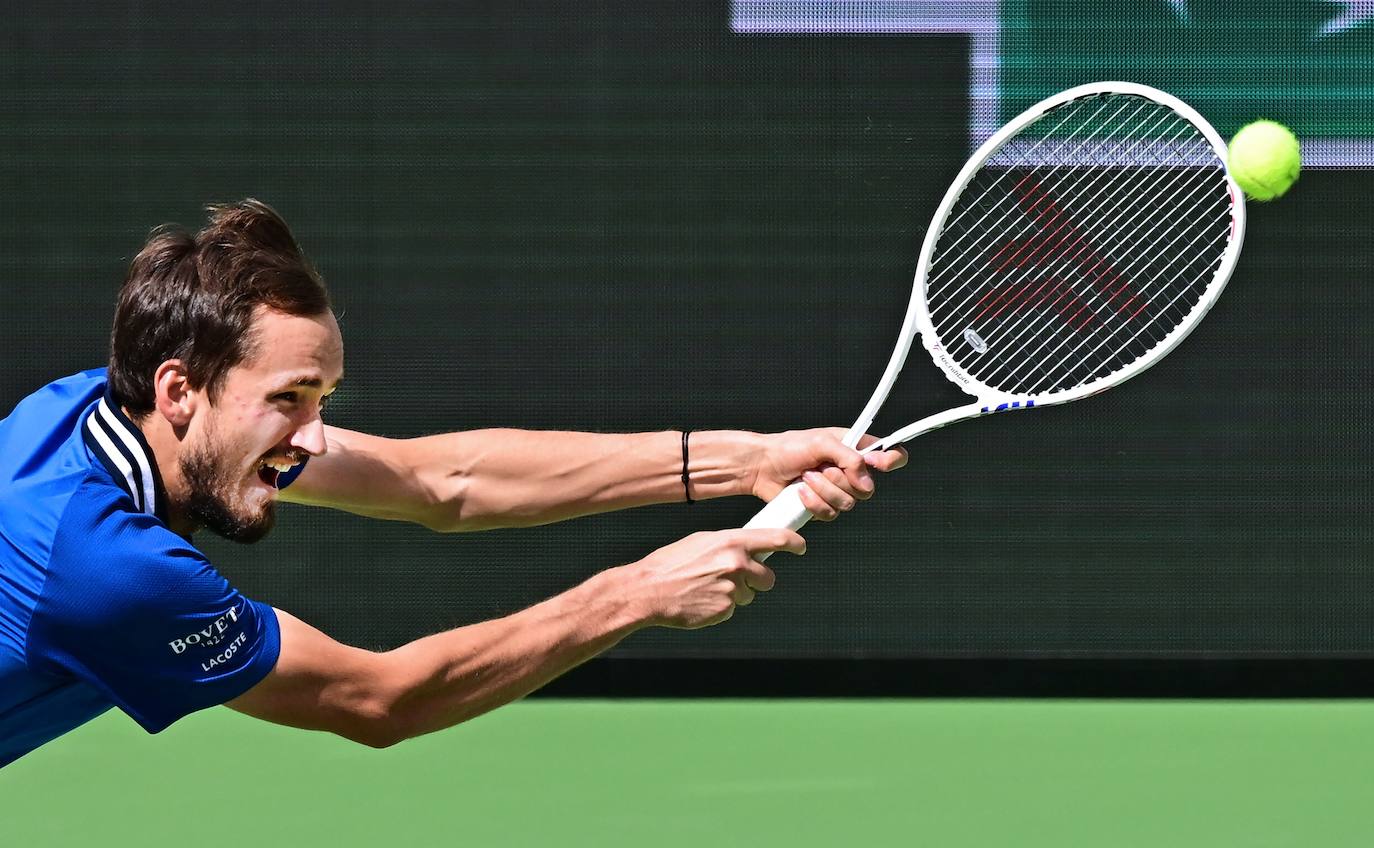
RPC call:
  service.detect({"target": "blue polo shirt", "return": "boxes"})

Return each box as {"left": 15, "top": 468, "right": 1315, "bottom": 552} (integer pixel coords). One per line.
{"left": 0, "top": 369, "right": 301, "bottom": 767}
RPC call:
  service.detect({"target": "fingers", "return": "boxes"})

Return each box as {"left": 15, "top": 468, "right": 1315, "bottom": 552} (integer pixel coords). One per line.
{"left": 854, "top": 435, "right": 908, "bottom": 472}
{"left": 797, "top": 482, "right": 838, "bottom": 521}
{"left": 799, "top": 468, "right": 858, "bottom": 521}
{"left": 737, "top": 528, "right": 806, "bottom": 559}
{"left": 642, "top": 530, "right": 791, "bottom": 629}
{"left": 754, "top": 428, "right": 901, "bottom": 507}
{"left": 728, "top": 557, "right": 774, "bottom": 607}
{"left": 790, "top": 429, "right": 908, "bottom": 519}
{"left": 862, "top": 447, "right": 907, "bottom": 472}
{"left": 810, "top": 436, "right": 876, "bottom": 499}
{"left": 738, "top": 556, "right": 776, "bottom": 592}
{"left": 723, "top": 533, "right": 783, "bottom": 608}
{"left": 733, "top": 534, "right": 781, "bottom": 605}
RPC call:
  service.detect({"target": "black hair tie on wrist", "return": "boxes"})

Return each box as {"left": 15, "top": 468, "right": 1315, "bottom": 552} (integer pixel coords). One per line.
{"left": 681, "top": 429, "right": 694, "bottom": 504}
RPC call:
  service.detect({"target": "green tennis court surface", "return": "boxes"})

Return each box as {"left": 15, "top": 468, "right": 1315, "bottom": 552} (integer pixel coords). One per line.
{"left": 6, "top": 700, "right": 1374, "bottom": 846}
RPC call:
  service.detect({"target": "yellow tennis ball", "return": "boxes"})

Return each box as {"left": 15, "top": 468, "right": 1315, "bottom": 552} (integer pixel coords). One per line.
{"left": 1228, "top": 120, "right": 1301, "bottom": 201}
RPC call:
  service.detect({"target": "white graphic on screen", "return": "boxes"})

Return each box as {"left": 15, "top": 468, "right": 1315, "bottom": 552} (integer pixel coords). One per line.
{"left": 731, "top": 0, "right": 1371, "bottom": 167}
{"left": 1319, "top": 0, "right": 1374, "bottom": 36}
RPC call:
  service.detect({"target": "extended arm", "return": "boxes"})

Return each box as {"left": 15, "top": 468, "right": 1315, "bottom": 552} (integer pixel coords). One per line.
{"left": 228, "top": 528, "right": 802, "bottom": 747}
{"left": 281, "top": 425, "right": 906, "bottom": 532}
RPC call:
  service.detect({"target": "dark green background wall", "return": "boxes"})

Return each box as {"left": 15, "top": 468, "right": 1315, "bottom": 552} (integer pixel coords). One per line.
{"left": 3, "top": 2, "right": 1370, "bottom": 658}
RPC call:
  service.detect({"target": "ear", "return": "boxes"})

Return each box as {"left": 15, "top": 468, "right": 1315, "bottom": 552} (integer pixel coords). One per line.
{"left": 152, "top": 360, "right": 197, "bottom": 427}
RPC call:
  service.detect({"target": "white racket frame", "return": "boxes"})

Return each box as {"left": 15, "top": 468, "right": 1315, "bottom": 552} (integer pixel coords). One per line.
{"left": 748, "top": 81, "right": 1246, "bottom": 533}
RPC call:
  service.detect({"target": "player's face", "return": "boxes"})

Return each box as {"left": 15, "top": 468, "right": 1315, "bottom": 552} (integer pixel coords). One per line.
{"left": 180, "top": 307, "right": 343, "bottom": 542}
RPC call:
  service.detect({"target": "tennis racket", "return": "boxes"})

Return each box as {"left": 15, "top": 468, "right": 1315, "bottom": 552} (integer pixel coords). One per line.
{"left": 747, "top": 81, "right": 1245, "bottom": 538}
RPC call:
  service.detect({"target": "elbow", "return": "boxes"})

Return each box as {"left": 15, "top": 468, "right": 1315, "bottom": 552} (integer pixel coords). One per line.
{"left": 332, "top": 664, "right": 471, "bottom": 749}
{"left": 336, "top": 684, "right": 486, "bottom": 749}
{"left": 414, "top": 487, "right": 483, "bottom": 533}
{"left": 413, "top": 464, "right": 475, "bottom": 533}
{"left": 328, "top": 669, "right": 420, "bottom": 749}
{"left": 348, "top": 725, "right": 407, "bottom": 750}
{"left": 337, "top": 700, "right": 412, "bottom": 749}
{"left": 322, "top": 644, "right": 484, "bottom": 748}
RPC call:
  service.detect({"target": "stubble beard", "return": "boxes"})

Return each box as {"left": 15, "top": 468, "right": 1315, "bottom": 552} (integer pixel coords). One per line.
{"left": 179, "top": 434, "right": 276, "bottom": 544}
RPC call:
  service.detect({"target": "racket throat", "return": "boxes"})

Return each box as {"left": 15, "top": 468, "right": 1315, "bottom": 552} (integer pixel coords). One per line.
{"left": 854, "top": 401, "right": 1025, "bottom": 452}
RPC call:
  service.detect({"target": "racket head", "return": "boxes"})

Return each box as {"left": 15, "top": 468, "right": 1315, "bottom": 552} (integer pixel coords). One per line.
{"left": 902, "top": 82, "right": 1244, "bottom": 418}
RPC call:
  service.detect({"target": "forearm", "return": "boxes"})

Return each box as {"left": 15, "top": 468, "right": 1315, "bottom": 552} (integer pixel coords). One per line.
{"left": 285, "top": 423, "right": 901, "bottom": 532}
{"left": 382, "top": 567, "right": 644, "bottom": 739}
{"left": 421, "top": 428, "right": 765, "bottom": 530}
{"left": 229, "top": 527, "right": 798, "bottom": 747}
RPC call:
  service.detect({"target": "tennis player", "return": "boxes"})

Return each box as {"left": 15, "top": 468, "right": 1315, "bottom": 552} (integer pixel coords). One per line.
{"left": 0, "top": 200, "right": 905, "bottom": 765}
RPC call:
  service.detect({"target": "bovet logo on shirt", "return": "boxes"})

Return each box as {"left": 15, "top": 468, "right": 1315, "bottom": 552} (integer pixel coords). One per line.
{"left": 168, "top": 606, "right": 241, "bottom": 655}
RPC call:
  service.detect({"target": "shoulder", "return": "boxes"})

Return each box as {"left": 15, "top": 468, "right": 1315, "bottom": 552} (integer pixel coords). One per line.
{"left": 1, "top": 368, "right": 108, "bottom": 433}
{"left": 46, "top": 495, "right": 220, "bottom": 623}
{"left": 27, "top": 500, "right": 282, "bottom": 733}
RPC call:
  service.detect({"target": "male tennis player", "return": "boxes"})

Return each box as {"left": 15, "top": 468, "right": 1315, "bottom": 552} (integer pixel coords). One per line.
{"left": 0, "top": 200, "right": 906, "bottom": 764}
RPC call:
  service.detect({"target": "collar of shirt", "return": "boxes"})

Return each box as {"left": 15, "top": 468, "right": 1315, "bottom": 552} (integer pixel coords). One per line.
{"left": 80, "top": 390, "right": 170, "bottom": 524}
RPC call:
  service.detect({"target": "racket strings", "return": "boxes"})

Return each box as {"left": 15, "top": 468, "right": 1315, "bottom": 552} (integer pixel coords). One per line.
{"left": 976, "top": 163, "right": 1228, "bottom": 392}
{"left": 930, "top": 101, "right": 1200, "bottom": 321}
{"left": 926, "top": 99, "right": 1150, "bottom": 292}
{"left": 986, "top": 113, "right": 1228, "bottom": 387}
{"left": 923, "top": 92, "right": 1232, "bottom": 397}
{"left": 994, "top": 170, "right": 1228, "bottom": 395}
{"left": 936, "top": 145, "right": 1202, "bottom": 374}
{"left": 933, "top": 118, "right": 1206, "bottom": 342}
{"left": 1010, "top": 198, "right": 1229, "bottom": 395}
{"left": 928, "top": 110, "right": 1193, "bottom": 351}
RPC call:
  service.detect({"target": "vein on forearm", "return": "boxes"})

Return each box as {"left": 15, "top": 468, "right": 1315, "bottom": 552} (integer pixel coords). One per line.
{"left": 423, "top": 429, "right": 761, "bottom": 530}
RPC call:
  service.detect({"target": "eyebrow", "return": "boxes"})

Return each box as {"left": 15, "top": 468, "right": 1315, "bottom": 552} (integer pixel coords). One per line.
{"left": 275, "top": 375, "right": 344, "bottom": 392}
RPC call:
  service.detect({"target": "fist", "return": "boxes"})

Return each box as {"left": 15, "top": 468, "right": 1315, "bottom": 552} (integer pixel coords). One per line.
{"left": 752, "top": 429, "right": 908, "bottom": 521}
{"left": 621, "top": 529, "right": 804, "bottom": 629}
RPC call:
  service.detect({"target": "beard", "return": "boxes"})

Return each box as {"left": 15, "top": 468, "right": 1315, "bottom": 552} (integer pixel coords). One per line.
{"left": 180, "top": 436, "right": 276, "bottom": 544}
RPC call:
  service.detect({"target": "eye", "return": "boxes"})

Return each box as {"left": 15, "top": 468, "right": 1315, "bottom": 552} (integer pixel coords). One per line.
{"left": 272, "top": 391, "right": 299, "bottom": 404}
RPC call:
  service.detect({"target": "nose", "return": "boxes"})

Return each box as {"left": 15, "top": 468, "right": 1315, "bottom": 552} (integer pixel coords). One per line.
{"left": 289, "top": 413, "right": 328, "bottom": 457}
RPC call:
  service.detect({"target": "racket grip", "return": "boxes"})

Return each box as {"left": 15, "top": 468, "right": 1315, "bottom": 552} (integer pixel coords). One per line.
{"left": 743, "top": 481, "right": 813, "bottom": 562}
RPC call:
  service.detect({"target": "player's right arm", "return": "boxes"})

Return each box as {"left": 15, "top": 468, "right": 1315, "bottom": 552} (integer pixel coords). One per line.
{"left": 227, "top": 528, "right": 802, "bottom": 747}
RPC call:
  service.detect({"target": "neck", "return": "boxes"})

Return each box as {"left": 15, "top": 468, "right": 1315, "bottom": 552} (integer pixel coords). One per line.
{"left": 129, "top": 406, "right": 198, "bottom": 536}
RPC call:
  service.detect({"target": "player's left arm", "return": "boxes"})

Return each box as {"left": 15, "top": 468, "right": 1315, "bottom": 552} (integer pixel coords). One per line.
{"left": 280, "top": 425, "right": 906, "bottom": 531}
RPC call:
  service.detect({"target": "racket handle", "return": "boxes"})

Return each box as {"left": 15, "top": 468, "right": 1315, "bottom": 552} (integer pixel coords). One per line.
{"left": 741, "top": 439, "right": 904, "bottom": 560}
{"left": 743, "top": 481, "right": 813, "bottom": 561}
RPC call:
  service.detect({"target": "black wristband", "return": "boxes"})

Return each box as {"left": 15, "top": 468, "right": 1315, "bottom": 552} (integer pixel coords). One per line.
{"left": 681, "top": 429, "right": 694, "bottom": 504}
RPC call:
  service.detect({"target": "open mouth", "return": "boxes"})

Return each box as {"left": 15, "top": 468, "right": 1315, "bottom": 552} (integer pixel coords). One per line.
{"left": 256, "top": 456, "right": 297, "bottom": 489}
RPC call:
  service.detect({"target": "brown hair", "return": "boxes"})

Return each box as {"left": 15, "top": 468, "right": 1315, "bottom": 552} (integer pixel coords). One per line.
{"left": 108, "top": 199, "right": 332, "bottom": 417}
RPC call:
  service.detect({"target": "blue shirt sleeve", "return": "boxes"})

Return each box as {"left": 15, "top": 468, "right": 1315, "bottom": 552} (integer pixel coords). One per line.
{"left": 27, "top": 499, "right": 281, "bottom": 734}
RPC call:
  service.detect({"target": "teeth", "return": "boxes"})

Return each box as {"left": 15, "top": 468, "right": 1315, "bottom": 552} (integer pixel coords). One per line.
{"left": 259, "top": 459, "right": 297, "bottom": 473}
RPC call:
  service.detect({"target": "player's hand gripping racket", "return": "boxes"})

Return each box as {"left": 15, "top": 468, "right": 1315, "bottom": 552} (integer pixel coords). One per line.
{"left": 747, "top": 82, "right": 1245, "bottom": 541}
